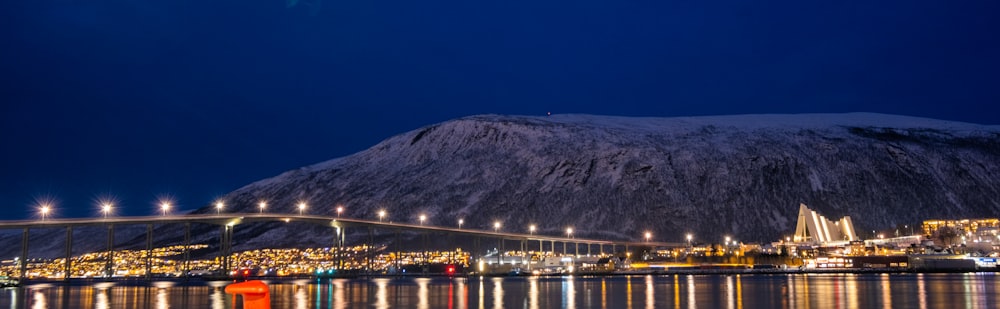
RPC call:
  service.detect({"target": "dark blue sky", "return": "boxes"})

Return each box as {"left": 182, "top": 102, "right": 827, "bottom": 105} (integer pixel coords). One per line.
{"left": 1, "top": 1, "right": 998, "bottom": 219}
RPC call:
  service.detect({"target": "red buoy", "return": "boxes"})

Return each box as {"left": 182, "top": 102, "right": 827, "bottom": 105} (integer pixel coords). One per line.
{"left": 225, "top": 280, "right": 271, "bottom": 309}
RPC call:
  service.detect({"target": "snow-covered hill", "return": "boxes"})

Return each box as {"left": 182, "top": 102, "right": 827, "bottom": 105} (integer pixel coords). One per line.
{"left": 5, "top": 113, "right": 999, "bottom": 257}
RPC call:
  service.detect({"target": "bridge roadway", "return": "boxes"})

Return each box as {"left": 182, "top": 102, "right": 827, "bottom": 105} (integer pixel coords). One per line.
{"left": 0, "top": 213, "right": 684, "bottom": 247}
{"left": 0, "top": 213, "right": 685, "bottom": 282}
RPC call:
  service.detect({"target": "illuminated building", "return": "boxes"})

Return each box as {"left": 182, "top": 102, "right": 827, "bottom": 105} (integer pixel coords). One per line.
{"left": 792, "top": 203, "right": 858, "bottom": 245}
{"left": 922, "top": 218, "right": 1000, "bottom": 239}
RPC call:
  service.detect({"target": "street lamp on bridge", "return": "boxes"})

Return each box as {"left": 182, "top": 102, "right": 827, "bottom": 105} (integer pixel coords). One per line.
{"left": 160, "top": 202, "right": 171, "bottom": 216}
{"left": 458, "top": 219, "right": 464, "bottom": 229}
{"left": 298, "top": 202, "right": 307, "bottom": 215}
{"left": 259, "top": 201, "right": 267, "bottom": 214}
{"left": 493, "top": 221, "right": 501, "bottom": 233}
{"left": 336, "top": 206, "right": 344, "bottom": 217}
{"left": 566, "top": 227, "right": 573, "bottom": 239}
{"left": 419, "top": 214, "right": 426, "bottom": 225}
{"left": 39, "top": 204, "right": 51, "bottom": 221}
{"left": 645, "top": 231, "right": 652, "bottom": 243}
{"left": 215, "top": 201, "right": 224, "bottom": 214}
{"left": 101, "top": 203, "right": 113, "bottom": 218}
{"left": 378, "top": 210, "right": 386, "bottom": 222}
{"left": 529, "top": 224, "right": 536, "bottom": 235}
{"left": 686, "top": 233, "right": 693, "bottom": 246}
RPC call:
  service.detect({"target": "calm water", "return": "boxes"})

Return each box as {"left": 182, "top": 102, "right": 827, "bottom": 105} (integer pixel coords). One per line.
{"left": 1, "top": 273, "right": 998, "bottom": 308}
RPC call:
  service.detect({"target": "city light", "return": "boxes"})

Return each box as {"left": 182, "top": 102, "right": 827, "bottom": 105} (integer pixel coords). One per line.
{"left": 645, "top": 231, "right": 652, "bottom": 242}
{"left": 493, "top": 221, "right": 501, "bottom": 232}
{"left": 215, "top": 201, "right": 224, "bottom": 214}
{"left": 336, "top": 206, "right": 344, "bottom": 217}
{"left": 298, "top": 202, "right": 307, "bottom": 215}
{"left": 529, "top": 224, "right": 536, "bottom": 235}
{"left": 39, "top": 204, "right": 51, "bottom": 221}
{"left": 419, "top": 214, "right": 426, "bottom": 225}
{"left": 686, "top": 233, "right": 693, "bottom": 246}
{"left": 378, "top": 210, "right": 386, "bottom": 222}
{"left": 259, "top": 201, "right": 267, "bottom": 213}
{"left": 566, "top": 227, "right": 573, "bottom": 239}
{"left": 101, "top": 203, "right": 113, "bottom": 218}
{"left": 458, "top": 219, "right": 464, "bottom": 229}
{"left": 160, "top": 202, "right": 171, "bottom": 216}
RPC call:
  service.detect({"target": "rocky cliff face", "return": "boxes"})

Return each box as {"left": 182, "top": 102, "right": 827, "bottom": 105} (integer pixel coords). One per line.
{"left": 5, "top": 113, "right": 1000, "bottom": 257}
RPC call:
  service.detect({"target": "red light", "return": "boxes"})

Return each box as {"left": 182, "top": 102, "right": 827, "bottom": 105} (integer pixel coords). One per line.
{"left": 447, "top": 266, "right": 455, "bottom": 274}
{"left": 243, "top": 270, "right": 250, "bottom": 276}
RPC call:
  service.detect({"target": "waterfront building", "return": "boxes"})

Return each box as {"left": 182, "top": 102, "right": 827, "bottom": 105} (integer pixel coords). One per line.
{"left": 922, "top": 218, "right": 1000, "bottom": 241}
{"left": 792, "top": 203, "right": 858, "bottom": 245}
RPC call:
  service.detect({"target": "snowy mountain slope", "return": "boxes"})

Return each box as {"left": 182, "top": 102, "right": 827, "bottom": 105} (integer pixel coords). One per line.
{"left": 219, "top": 113, "right": 1000, "bottom": 245}
{"left": 4, "top": 113, "right": 998, "bottom": 258}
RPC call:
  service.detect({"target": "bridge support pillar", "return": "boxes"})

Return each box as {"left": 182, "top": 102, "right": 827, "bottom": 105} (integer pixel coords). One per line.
{"left": 65, "top": 226, "right": 73, "bottom": 281}
{"left": 587, "top": 243, "right": 591, "bottom": 256}
{"left": 19, "top": 228, "right": 29, "bottom": 282}
{"left": 575, "top": 242, "right": 579, "bottom": 257}
{"left": 106, "top": 224, "right": 115, "bottom": 277}
{"left": 146, "top": 224, "right": 153, "bottom": 280}
{"left": 183, "top": 222, "right": 191, "bottom": 279}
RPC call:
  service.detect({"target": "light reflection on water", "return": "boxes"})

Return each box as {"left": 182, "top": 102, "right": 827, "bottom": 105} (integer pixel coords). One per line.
{"left": 1, "top": 273, "right": 998, "bottom": 308}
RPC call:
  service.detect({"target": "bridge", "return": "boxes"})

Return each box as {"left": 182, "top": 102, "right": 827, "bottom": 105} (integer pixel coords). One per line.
{"left": 0, "top": 213, "right": 685, "bottom": 281}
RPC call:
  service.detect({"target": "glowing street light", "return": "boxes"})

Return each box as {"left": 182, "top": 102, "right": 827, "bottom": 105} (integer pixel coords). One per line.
{"left": 101, "top": 203, "right": 113, "bottom": 218}
{"left": 259, "top": 201, "right": 267, "bottom": 213}
{"left": 686, "top": 233, "right": 693, "bottom": 246}
{"left": 458, "top": 219, "right": 464, "bottom": 229}
{"left": 336, "top": 206, "right": 344, "bottom": 217}
{"left": 419, "top": 214, "right": 427, "bottom": 225}
{"left": 529, "top": 225, "right": 536, "bottom": 235}
{"left": 493, "top": 221, "right": 501, "bottom": 233}
{"left": 645, "top": 231, "right": 652, "bottom": 242}
{"left": 566, "top": 227, "right": 574, "bottom": 239}
{"left": 39, "top": 204, "right": 51, "bottom": 221}
{"left": 160, "top": 202, "right": 171, "bottom": 216}
{"left": 725, "top": 236, "right": 731, "bottom": 246}
{"left": 298, "top": 202, "right": 307, "bottom": 215}
{"left": 215, "top": 201, "right": 224, "bottom": 214}
{"left": 378, "top": 210, "right": 386, "bottom": 222}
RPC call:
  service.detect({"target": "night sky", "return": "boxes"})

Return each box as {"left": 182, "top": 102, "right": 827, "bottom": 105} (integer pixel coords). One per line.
{"left": 1, "top": 1, "right": 998, "bottom": 219}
